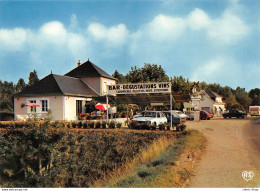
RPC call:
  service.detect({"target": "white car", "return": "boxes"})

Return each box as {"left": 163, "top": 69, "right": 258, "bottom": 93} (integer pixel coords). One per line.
{"left": 172, "top": 110, "right": 188, "bottom": 121}
{"left": 132, "top": 110, "right": 167, "bottom": 127}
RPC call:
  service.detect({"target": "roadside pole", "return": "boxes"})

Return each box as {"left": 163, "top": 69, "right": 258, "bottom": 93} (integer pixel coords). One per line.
{"left": 106, "top": 94, "right": 109, "bottom": 123}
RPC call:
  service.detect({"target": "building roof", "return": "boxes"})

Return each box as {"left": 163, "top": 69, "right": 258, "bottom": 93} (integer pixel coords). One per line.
{"left": 14, "top": 74, "right": 98, "bottom": 97}
{"left": 65, "top": 60, "right": 116, "bottom": 80}
{"left": 204, "top": 90, "right": 222, "bottom": 99}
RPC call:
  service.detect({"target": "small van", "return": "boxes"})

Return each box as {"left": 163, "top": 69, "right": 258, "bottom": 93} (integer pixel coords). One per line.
{"left": 249, "top": 106, "right": 260, "bottom": 116}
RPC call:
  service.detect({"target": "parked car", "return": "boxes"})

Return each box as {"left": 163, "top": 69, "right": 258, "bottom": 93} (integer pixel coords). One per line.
{"left": 184, "top": 111, "right": 194, "bottom": 120}
{"left": 223, "top": 110, "right": 246, "bottom": 118}
{"left": 172, "top": 110, "right": 188, "bottom": 120}
{"left": 162, "top": 111, "right": 185, "bottom": 126}
{"left": 200, "top": 110, "right": 213, "bottom": 120}
{"left": 132, "top": 110, "right": 167, "bottom": 127}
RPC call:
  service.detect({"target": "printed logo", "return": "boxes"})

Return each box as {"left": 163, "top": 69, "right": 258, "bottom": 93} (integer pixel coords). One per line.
{"left": 242, "top": 171, "right": 254, "bottom": 181}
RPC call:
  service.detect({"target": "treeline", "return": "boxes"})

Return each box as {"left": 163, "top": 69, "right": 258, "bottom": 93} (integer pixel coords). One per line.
{"left": 112, "top": 63, "right": 260, "bottom": 111}
{"left": 0, "top": 64, "right": 259, "bottom": 113}
{"left": 0, "top": 70, "right": 39, "bottom": 112}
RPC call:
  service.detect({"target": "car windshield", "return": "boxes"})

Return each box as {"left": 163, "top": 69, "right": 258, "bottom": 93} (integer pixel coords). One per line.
{"left": 140, "top": 112, "right": 156, "bottom": 117}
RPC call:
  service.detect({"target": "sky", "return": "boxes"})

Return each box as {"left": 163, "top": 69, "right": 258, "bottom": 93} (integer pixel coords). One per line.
{"left": 0, "top": 0, "right": 259, "bottom": 91}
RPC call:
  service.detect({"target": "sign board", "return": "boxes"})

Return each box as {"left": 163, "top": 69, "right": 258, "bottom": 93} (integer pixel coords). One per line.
{"left": 151, "top": 103, "right": 164, "bottom": 106}
{"left": 107, "top": 82, "right": 171, "bottom": 95}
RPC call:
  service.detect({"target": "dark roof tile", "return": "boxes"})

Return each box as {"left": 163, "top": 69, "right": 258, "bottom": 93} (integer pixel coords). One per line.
{"left": 14, "top": 74, "right": 98, "bottom": 97}
{"left": 65, "top": 60, "right": 116, "bottom": 80}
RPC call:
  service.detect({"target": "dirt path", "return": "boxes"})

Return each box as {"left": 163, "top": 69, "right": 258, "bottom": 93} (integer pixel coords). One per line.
{"left": 186, "top": 118, "right": 260, "bottom": 188}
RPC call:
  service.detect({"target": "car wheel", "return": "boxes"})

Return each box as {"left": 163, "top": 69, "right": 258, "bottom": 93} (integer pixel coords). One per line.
{"left": 224, "top": 116, "right": 227, "bottom": 118}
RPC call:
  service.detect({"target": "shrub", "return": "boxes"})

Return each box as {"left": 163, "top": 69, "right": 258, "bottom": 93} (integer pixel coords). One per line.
{"left": 116, "top": 122, "right": 122, "bottom": 129}
{"left": 179, "top": 124, "right": 186, "bottom": 131}
{"left": 83, "top": 122, "right": 88, "bottom": 129}
{"left": 88, "top": 121, "right": 95, "bottom": 129}
{"left": 158, "top": 123, "right": 165, "bottom": 130}
{"left": 72, "top": 122, "right": 77, "bottom": 128}
{"left": 95, "top": 121, "right": 101, "bottom": 129}
{"left": 129, "top": 120, "right": 138, "bottom": 129}
{"left": 102, "top": 121, "right": 107, "bottom": 129}
{"left": 77, "top": 121, "right": 83, "bottom": 128}
{"left": 151, "top": 123, "right": 156, "bottom": 130}
{"left": 140, "top": 122, "right": 151, "bottom": 130}
{"left": 109, "top": 121, "right": 116, "bottom": 129}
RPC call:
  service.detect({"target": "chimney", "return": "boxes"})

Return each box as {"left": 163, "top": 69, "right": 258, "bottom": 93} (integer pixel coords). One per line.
{"left": 77, "top": 60, "right": 81, "bottom": 67}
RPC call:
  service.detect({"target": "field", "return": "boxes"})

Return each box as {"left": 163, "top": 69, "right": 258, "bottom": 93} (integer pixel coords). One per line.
{"left": 0, "top": 120, "right": 206, "bottom": 188}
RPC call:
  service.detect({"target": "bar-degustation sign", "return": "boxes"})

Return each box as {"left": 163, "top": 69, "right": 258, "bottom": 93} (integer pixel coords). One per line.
{"left": 107, "top": 82, "right": 171, "bottom": 95}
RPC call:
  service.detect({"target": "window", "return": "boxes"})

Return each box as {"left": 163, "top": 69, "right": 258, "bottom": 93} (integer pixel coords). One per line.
{"left": 103, "top": 82, "right": 107, "bottom": 93}
{"left": 30, "top": 100, "right": 36, "bottom": 112}
{"left": 42, "top": 100, "right": 48, "bottom": 112}
{"left": 76, "top": 100, "right": 83, "bottom": 115}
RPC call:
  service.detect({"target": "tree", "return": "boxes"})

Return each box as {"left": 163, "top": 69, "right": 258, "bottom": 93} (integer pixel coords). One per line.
{"left": 28, "top": 70, "right": 39, "bottom": 86}
{"left": 112, "top": 70, "right": 126, "bottom": 83}
{"left": 171, "top": 76, "right": 191, "bottom": 94}
{"left": 234, "top": 87, "right": 252, "bottom": 110}
{"left": 16, "top": 78, "right": 26, "bottom": 93}
{"left": 248, "top": 88, "right": 260, "bottom": 105}
{"left": 126, "top": 66, "right": 146, "bottom": 83}
{"left": 0, "top": 81, "right": 15, "bottom": 111}
{"left": 125, "top": 63, "right": 169, "bottom": 83}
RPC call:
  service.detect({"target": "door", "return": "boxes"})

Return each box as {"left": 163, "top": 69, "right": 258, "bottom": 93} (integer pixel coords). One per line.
{"left": 76, "top": 100, "right": 83, "bottom": 116}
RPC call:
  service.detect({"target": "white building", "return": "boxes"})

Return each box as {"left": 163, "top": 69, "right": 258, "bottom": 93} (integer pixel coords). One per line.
{"left": 183, "top": 90, "right": 226, "bottom": 116}
{"left": 14, "top": 60, "right": 116, "bottom": 121}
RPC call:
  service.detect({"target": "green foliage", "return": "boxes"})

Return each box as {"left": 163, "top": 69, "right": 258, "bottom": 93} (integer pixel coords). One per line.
{"left": 28, "top": 70, "right": 39, "bottom": 87}
{"left": 0, "top": 80, "right": 15, "bottom": 111}
{"left": 85, "top": 100, "right": 97, "bottom": 113}
{"left": 199, "top": 82, "right": 253, "bottom": 111}
{"left": 109, "top": 121, "right": 116, "bottom": 129}
{"left": 233, "top": 87, "right": 252, "bottom": 110}
{"left": 171, "top": 76, "right": 192, "bottom": 94}
{"left": 112, "top": 70, "right": 126, "bottom": 83}
{"left": 16, "top": 78, "right": 26, "bottom": 93}
{"left": 0, "top": 124, "right": 177, "bottom": 187}
{"left": 249, "top": 88, "right": 260, "bottom": 106}
{"left": 125, "top": 63, "right": 169, "bottom": 83}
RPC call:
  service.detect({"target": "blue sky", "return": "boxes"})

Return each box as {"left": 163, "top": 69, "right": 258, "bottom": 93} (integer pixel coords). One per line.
{"left": 0, "top": 0, "right": 259, "bottom": 91}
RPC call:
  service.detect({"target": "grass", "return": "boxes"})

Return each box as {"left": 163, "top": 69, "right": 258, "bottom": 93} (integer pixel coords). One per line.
{"left": 105, "top": 130, "right": 206, "bottom": 188}
{"left": 92, "top": 134, "right": 177, "bottom": 187}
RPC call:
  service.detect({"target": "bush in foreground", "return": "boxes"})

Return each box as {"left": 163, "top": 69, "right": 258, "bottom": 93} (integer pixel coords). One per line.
{"left": 0, "top": 122, "right": 181, "bottom": 187}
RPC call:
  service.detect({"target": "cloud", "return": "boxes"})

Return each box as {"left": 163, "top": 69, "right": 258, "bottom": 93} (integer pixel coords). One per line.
{"left": 0, "top": 28, "right": 28, "bottom": 51}
{"left": 206, "top": 12, "right": 250, "bottom": 45}
{"left": 39, "top": 21, "right": 67, "bottom": 46}
{"left": 0, "top": 7, "right": 255, "bottom": 90}
{"left": 190, "top": 56, "right": 241, "bottom": 86}
{"left": 87, "top": 23, "right": 129, "bottom": 47}
{"left": 145, "top": 14, "right": 186, "bottom": 42}
{"left": 188, "top": 8, "right": 211, "bottom": 31}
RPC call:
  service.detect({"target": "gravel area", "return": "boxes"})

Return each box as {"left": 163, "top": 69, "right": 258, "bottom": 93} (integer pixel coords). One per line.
{"left": 186, "top": 118, "right": 260, "bottom": 188}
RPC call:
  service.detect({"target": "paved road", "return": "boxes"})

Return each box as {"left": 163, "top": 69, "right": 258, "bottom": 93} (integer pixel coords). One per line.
{"left": 186, "top": 118, "right": 260, "bottom": 188}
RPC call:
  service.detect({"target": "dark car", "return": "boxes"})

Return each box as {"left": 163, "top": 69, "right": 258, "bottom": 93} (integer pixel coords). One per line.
{"left": 200, "top": 110, "right": 213, "bottom": 120}
{"left": 223, "top": 110, "right": 246, "bottom": 118}
{"left": 162, "top": 111, "right": 185, "bottom": 126}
